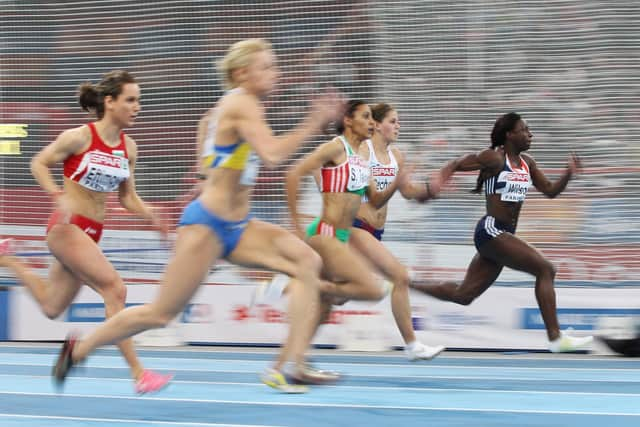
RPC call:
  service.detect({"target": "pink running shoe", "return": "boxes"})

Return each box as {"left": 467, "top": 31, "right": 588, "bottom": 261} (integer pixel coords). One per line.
{"left": 134, "top": 369, "right": 173, "bottom": 394}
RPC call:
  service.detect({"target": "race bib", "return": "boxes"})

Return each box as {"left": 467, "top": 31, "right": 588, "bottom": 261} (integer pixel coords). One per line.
{"left": 347, "top": 155, "right": 370, "bottom": 191}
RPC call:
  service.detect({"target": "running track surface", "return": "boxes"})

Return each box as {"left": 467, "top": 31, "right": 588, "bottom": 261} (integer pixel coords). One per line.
{"left": 0, "top": 343, "right": 638, "bottom": 427}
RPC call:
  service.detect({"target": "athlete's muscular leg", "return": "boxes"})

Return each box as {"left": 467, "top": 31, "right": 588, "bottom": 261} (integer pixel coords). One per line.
{"left": 349, "top": 228, "right": 415, "bottom": 344}
{"left": 72, "top": 225, "right": 222, "bottom": 363}
{"left": 229, "top": 220, "right": 323, "bottom": 371}
{"left": 410, "top": 252, "right": 503, "bottom": 306}
{"left": 307, "top": 235, "right": 387, "bottom": 301}
{"left": 480, "top": 233, "right": 559, "bottom": 340}
{"left": 48, "top": 225, "right": 147, "bottom": 379}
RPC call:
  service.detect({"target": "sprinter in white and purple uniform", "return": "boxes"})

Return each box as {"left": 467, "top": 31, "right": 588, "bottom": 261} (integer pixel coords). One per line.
{"left": 349, "top": 103, "right": 445, "bottom": 361}
{"left": 410, "top": 112, "right": 593, "bottom": 353}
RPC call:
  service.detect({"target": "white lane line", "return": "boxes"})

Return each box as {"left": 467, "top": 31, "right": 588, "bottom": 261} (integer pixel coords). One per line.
{"left": 0, "top": 344, "right": 625, "bottom": 362}
{"left": 1, "top": 374, "right": 639, "bottom": 396}
{"left": 0, "top": 413, "right": 283, "bottom": 427}
{"left": 0, "top": 357, "right": 635, "bottom": 373}
{"left": 0, "top": 391, "right": 638, "bottom": 417}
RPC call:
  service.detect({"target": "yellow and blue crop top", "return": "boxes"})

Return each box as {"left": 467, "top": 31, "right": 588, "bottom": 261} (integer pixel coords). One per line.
{"left": 200, "top": 90, "right": 260, "bottom": 186}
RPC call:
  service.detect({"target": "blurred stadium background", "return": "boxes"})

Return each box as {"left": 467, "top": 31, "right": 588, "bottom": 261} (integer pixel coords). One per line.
{"left": 1, "top": 0, "right": 639, "bottom": 348}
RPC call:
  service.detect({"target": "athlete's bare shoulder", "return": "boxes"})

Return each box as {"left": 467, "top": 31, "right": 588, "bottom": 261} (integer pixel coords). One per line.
{"left": 56, "top": 125, "right": 92, "bottom": 152}
{"left": 477, "top": 147, "right": 503, "bottom": 169}
{"left": 219, "top": 89, "right": 262, "bottom": 119}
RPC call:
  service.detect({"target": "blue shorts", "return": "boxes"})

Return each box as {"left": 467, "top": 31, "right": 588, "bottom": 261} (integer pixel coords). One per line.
{"left": 178, "top": 199, "right": 249, "bottom": 258}
{"left": 473, "top": 215, "right": 515, "bottom": 251}
{"left": 352, "top": 218, "right": 384, "bottom": 241}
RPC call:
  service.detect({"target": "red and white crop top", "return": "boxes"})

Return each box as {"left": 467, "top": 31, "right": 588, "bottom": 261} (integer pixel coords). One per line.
{"left": 63, "top": 122, "right": 130, "bottom": 192}
{"left": 319, "top": 136, "right": 370, "bottom": 196}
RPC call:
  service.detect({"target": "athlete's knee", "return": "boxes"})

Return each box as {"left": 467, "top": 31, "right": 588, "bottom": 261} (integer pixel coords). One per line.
{"left": 537, "top": 259, "right": 557, "bottom": 281}
{"left": 42, "top": 304, "right": 66, "bottom": 320}
{"left": 366, "top": 281, "right": 388, "bottom": 301}
{"left": 392, "top": 268, "right": 411, "bottom": 291}
{"left": 454, "top": 294, "right": 476, "bottom": 306}
{"left": 140, "top": 304, "right": 176, "bottom": 329}
{"left": 451, "top": 288, "right": 476, "bottom": 306}
{"left": 100, "top": 278, "right": 127, "bottom": 309}
{"left": 149, "top": 310, "right": 175, "bottom": 329}
{"left": 294, "top": 246, "right": 323, "bottom": 276}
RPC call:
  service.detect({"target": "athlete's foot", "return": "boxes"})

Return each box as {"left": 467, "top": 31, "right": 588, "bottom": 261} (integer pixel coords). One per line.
{"left": 549, "top": 332, "right": 593, "bottom": 353}
{"left": 251, "top": 273, "right": 289, "bottom": 307}
{"left": 405, "top": 341, "right": 446, "bottom": 361}
{"left": 286, "top": 363, "right": 342, "bottom": 385}
{"left": 134, "top": 369, "right": 174, "bottom": 394}
{"left": 52, "top": 334, "right": 78, "bottom": 389}
{"left": 260, "top": 368, "right": 308, "bottom": 393}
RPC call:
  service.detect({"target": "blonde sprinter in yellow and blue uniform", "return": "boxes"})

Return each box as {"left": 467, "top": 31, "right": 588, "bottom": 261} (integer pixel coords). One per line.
{"left": 53, "top": 39, "right": 344, "bottom": 393}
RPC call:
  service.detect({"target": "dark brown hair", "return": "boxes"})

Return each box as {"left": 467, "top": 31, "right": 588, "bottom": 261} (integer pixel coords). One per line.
{"left": 370, "top": 103, "right": 394, "bottom": 123}
{"left": 77, "top": 70, "right": 137, "bottom": 119}
{"left": 335, "top": 99, "right": 368, "bottom": 135}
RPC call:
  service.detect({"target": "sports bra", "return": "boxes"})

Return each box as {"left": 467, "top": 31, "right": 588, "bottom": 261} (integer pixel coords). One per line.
{"left": 63, "top": 122, "right": 130, "bottom": 192}
{"left": 319, "top": 135, "right": 369, "bottom": 196}
{"left": 484, "top": 155, "right": 531, "bottom": 202}
{"left": 201, "top": 88, "right": 260, "bottom": 186}
{"left": 363, "top": 139, "right": 398, "bottom": 202}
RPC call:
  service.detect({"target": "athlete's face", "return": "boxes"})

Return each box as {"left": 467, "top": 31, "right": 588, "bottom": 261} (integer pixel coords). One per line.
{"left": 508, "top": 119, "right": 532, "bottom": 151}
{"left": 245, "top": 49, "right": 279, "bottom": 96}
{"left": 347, "top": 104, "right": 374, "bottom": 140}
{"left": 106, "top": 83, "right": 140, "bottom": 128}
{"left": 376, "top": 110, "right": 400, "bottom": 143}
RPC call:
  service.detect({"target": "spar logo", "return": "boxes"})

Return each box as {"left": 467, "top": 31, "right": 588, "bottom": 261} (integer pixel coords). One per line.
{"left": 505, "top": 172, "right": 529, "bottom": 182}
{"left": 371, "top": 166, "right": 396, "bottom": 177}
{"left": 89, "top": 151, "right": 127, "bottom": 169}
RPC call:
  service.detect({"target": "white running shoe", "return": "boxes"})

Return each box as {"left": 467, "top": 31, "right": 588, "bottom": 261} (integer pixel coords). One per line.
{"left": 251, "top": 273, "right": 290, "bottom": 307}
{"left": 549, "top": 331, "right": 593, "bottom": 353}
{"left": 405, "top": 341, "right": 445, "bottom": 361}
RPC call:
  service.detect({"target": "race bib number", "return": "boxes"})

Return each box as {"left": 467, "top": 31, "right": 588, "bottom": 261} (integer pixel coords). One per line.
{"left": 347, "top": 155, "right": 370, "bottom": 191}
{"left": 500, "top": 181, "right": 529, "bottom": 202}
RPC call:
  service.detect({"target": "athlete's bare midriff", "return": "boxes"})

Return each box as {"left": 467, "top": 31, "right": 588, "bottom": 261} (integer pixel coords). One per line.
{"left": 485, "top": 194, "right": 524, "bottom": 228}
{"left": 61, "top": 178, "right": 110, "bottom": 222}
{"left": 356, "top": 201, "right": 388, "bottom": 229}
{"left": 198, "top": 168, "right": 253, "bottom": 220}
{"left": 321, "top": 192, "right": 362, "bottom": 230}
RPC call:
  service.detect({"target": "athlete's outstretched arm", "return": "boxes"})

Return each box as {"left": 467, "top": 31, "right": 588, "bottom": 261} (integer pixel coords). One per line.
{"left": 235, "top": 91, "right": 342, "bottom": 168}
{"left": 528, "top": 152, "right": 581, "bottom": 198}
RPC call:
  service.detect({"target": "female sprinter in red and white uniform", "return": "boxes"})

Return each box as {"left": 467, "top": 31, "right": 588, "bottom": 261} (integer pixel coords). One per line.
{"left": 0, "top": 70, "right": 172, "bottom": 393}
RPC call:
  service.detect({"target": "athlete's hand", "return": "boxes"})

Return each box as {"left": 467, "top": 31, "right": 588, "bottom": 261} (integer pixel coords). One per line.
{"left": 567, "top": 152, "right": 582, "bottom": 177}
{"left": 311, "top": 88, "right": 346, "bottom": 127}
{"left": 150, "top": 213, "right": 170, "bottom": 241}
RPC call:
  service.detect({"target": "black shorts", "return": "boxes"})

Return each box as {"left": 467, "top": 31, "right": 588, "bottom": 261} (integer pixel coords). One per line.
{"left": 473, "top": 215, "right": 515, "bottom": 251}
